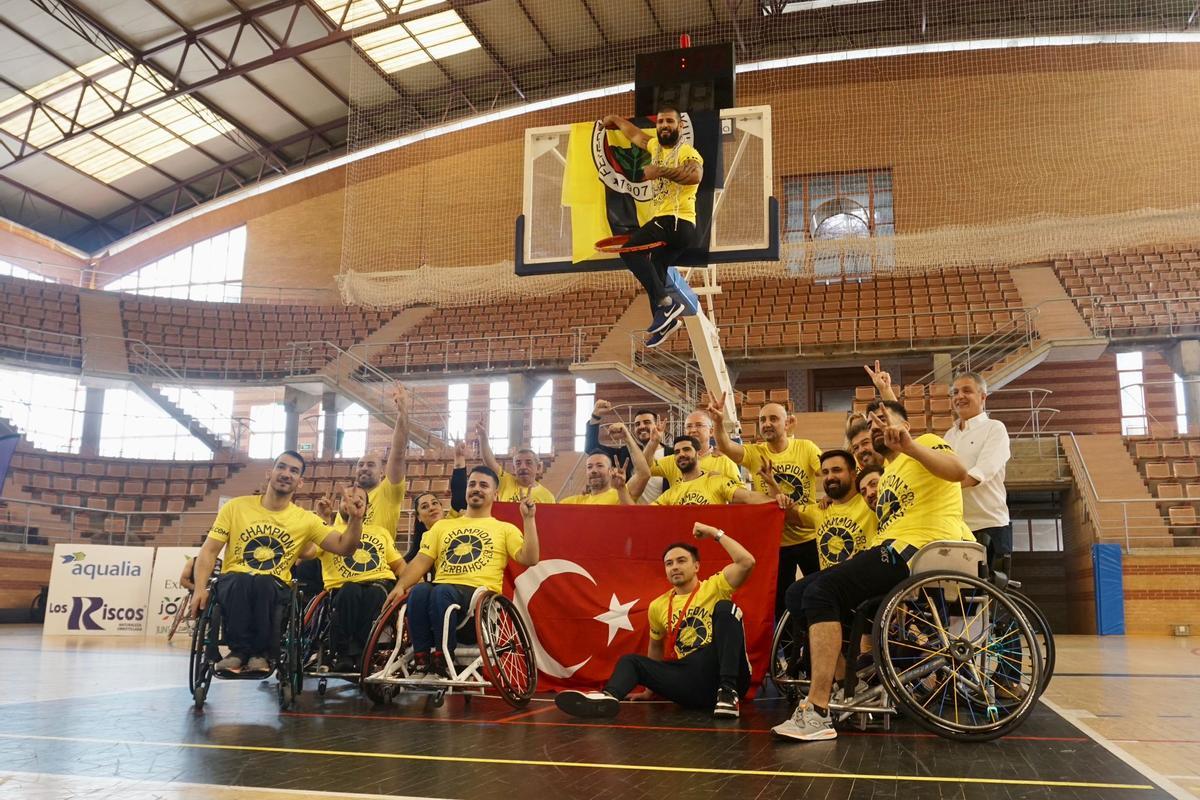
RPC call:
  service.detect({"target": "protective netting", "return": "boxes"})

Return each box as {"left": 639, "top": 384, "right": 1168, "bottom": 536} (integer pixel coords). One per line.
{"left": 331, "top": 0, "right": 1200, "bottom": 308}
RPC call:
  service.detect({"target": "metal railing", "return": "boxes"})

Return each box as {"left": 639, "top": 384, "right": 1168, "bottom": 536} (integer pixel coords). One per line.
{"left": 0, "top": 496, "right": 212, "bottom": 549}
{"left": 628, "top": 332, "right": 704, "bottom": 413}
{"left": 986, "top": 387, "right": 1060, "bottom": 436}
{"left": 1085, "top": 294, "right": 1200, "bottom": 339}
{"left": 908, "top": 306, "right": 1040, "bottom": 386}
{"left": 0, "top": 268, "right": 339, "bottom": 305}
{"left": 0, "top": 321, "right": 83, "bottom": 369}
{"left": 713, "top": 306, "right": 1034, "bottom": 360}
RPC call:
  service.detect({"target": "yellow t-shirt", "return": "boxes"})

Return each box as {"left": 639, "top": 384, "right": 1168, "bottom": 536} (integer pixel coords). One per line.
{"left": 207, "top": 495, "right": 330, "bottom": 581}
{"left": 419, "top": 515, "right": 525, "bottom": 593}
{"left": 317, "top": 522, "right": 403, "bottom": 590}
{"left": 497, "top": 468, "right": 556, "bottom": 504}
{"left": 810, "top": 494, "right": 879, "bottom": 570}
{"left": 741, "top": 439, "right": 822, "bottom": 546}
{"left": 653, "top": 473, "right": 740, "bottom": 506}
{"left": 645, "top": 138, "right": 703, "bottom": 224}
{"left": 561, "top": 488, "right": 620, "bottom": 505}
{"left": 337, "top": 476, "right": 406, "bottom": 536}
{"left": 648, "top": 571, "right": 733, "bottom": 659}
{"left": 876, "top": 433, "right": 974, "bottom": 550}
{"left": 652, "top": 452, "right": 741, "bottom": 486}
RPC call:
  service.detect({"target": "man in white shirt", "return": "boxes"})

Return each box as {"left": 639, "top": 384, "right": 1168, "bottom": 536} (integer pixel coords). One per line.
{"left": 943, "top": 372, "right": 1012, "bottom": 571}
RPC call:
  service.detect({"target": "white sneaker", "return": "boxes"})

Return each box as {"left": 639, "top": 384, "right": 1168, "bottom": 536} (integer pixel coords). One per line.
{"left": 555, "top": 690, "right": 619, "bottom": 719}
{"left": 245, "top": 656, "right": 271, "bottom": 673}
{"left": 772, "top": 700, "right": 837, "bottom": 741}
{"left": 214, "top": 654, "right": 243, "bottom": 672}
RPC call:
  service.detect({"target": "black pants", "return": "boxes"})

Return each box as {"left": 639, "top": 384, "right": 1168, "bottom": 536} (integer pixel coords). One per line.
{"left": 973, "top": 523, "right": 1013, "bottom": 570}
{"left": 619, "top": 216, "right": 696, "bottom": 314}
{"left": 785, "top": 544, "right": 909, "bottom": 628}
{"left": 331, "top": 579, "right": 395, "bottom": 659}
{"left": 604, "top": 599, "right": 750, "bottom": 708}
{"left": 776, "top": 540, "right": 820, "bottom": 621}
{"left": 216, "top": 572, "right": 289, "bottom": 661}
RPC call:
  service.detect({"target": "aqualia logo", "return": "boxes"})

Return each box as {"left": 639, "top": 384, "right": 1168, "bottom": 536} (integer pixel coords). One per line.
{"left": 70, "top": 560, "right": 143, "bottom": 580}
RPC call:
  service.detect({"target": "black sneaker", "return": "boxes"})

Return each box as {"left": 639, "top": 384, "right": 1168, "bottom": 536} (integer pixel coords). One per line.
{"left": 554, "top": 689, "right": 620, "bottom": 719}
{"left": 646, "top": 317, "right": 683, "bottom": 348}
{"left": 647, "top": 300, "right": 685, "bottom": 334}
{"left": 714, "top": 687, "right": 740, "bottom": 719}
{"left": 408, "top": 651, "right": 430, "bottom": 679}
{"left": 431, "top": 650, "right": 453, "bottom": 678}
{"left": 332, "top": 656, "right": 356, "bottom": 673}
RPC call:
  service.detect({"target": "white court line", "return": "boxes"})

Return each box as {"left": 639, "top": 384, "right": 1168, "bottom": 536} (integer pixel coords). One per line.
{"left": 1041, "top": 697, "right": 1198, "bottom": 800}
{"left": 0, "top": 682, "right": 182, "bottom": 707}
{"left": 0, "top": 769, "right": 450, "bottom": 799}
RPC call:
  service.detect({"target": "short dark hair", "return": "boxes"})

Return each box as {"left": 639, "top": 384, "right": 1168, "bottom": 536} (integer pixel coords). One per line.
{"left": 662, "top": 541, "right": 699, "bottom": 561}
{"left": 856, "top": 464, "right": 884, "bottom": 485}
{"left": 865, "top": 399, "right": 908, "bottom": 421}
{"left": 585, "top": 449, "right": 614, "bottom": 465}
{"left": 468, "top": 465, "right": 500, "bottom": 486}
{"left": 655, "top": 104, "right": 681, "bottom": 119}
{"left": 819, "top": 449, "right": 856, "bottom": 471}
{"left": 632, "top": 408, "right": 659, "bottom": 421}
{"left": 276, "top": 450, "right": 307, "bottom": 475}
{"left": 673, "top": 434, "right": 701, "bottom": 451}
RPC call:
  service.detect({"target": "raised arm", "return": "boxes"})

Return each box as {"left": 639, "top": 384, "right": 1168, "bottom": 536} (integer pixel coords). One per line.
{"left": 706, "top": 392, "right": 745, "bottom": 463}
{"left": 627, "top": 426, "right": 661, "bottom": 501}
{"left": 450, "top": 440, "right": 468, "bottom": 511}
{"left": 514, "top": 488, "right": 540, "bottom": 567}
{"left": 694, "top": 522, "right": 756, "bottom": 590}
{"left": 585, "top": 399, "right": 613, "bottom": 453}
{"left": 601, "top": 114, "right": 650, "bottom": 150}
{"left": 385, "top": 383, "right": 410, "bottom": 485}
{"left": 730, "top": 486, "right": 779, "bottom": 505}
{"left": 886, "top": 426, "right": 969, "bottom": 483}
{"left": 474, "top": 416, "right": 501, "bottom": 474}
{"left": 864, "top": 360, "right": 898, "bottom": 403}
{"left": 317, "top": 485, "right": 367, "bottom": 556}
{"left": 960, "top": 422, "right": 1011, "bottom": 487}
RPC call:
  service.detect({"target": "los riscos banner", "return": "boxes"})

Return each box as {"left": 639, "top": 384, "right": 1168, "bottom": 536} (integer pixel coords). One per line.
{"left": 145, "top": 546, "right": 200, "bottom": 638}
{"left": 494, "top": 503, "right": 782, "bottom": 693}
{"left": 44, "top": 544, "right": 155, "bottom": 636}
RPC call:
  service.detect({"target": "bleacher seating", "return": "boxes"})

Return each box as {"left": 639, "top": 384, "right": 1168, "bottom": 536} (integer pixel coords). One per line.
{"left": 665, "top": 267, "right": 1024, "bottom": 358}
{"left": 368, "top": 286, "right": 637, "bottom": 373}
{"left": 1053, "top": 246, "right": 1200, "bottom": 338}
{"left": 120, "top": 296, "right": 397, "bottom": 378}
{"left": 732, "top": 388, "right": 791, "bottom": 439}
{"left": 1125, "top": 431, "right": 1200, "bottom": 542}
{"left": 0, "top": 276, "right": 82, "bottom": 367}
{"left": 849, "top": 383, "right": 951, "bottom": 436}
{"left": 3, "top": 450, "right": 241, "bottom": 541}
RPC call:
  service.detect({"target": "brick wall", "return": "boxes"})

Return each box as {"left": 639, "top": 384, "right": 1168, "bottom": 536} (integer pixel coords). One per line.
{"left": 1122, "top": 556, "right": 1200, "bottom": 635}
{"left": 1002, "top": 355, "right": 1123, "bottom": 435}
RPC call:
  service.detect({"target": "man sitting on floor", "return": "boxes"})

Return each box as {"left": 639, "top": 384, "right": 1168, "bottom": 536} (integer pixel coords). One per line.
{"left": 555, "top": 522, "right": 755, "bottom": 719}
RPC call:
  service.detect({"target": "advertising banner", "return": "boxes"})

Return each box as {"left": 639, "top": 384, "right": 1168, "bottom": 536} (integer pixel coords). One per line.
{"left": 145, "top": 546, "right": 200, "bottom": 638}
{"left": 43, "top": 544, "right": 155, "bottom": 636}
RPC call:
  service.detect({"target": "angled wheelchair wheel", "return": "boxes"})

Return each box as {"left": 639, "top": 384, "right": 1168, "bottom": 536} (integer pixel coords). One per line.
{"left": 277, "top": 585, "right": 303, "bottom": 710}
{"left": 360, "top": 600, "right": 406, "bottom": 705}
{"left": 874, "top": 572, "right": 1042, "bottom": 742}
{"left": 189, "top": 603, "right": 215, "bottom": 710}
{"left": 168, "top": 591, "right": 193, "bottom": 643}
{"left": 477, "top": 593, "right": 537, "bottom": 708}
{"left": 301, "top": 590, "right": 332, "bottom": 673}
{"left": 1005, "top": 589, "right": 1055, "bottom": 694}
{"left": 769, "top": 610, "right": 807, "bottom": 705}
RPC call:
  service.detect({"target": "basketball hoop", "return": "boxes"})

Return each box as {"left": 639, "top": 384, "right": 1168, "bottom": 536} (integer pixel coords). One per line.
{"left": 595, "top": 235, "right": 666, "bottom": 254}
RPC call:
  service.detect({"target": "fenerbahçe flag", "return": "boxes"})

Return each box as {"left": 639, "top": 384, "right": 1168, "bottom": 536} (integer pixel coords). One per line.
{"left": 494, "top": 502, "right": 782, "bottom": 693}
{"left": 562, "top": 111, "right": 721, "bottom": 264}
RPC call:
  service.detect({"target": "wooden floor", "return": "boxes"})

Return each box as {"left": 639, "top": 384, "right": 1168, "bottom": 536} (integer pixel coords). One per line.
{"left": 0, "top": 626, "right": 1196, "bottom": 800}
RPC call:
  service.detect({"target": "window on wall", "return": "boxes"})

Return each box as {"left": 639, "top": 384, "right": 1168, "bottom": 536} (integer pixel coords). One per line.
{"left": 1011, "top": 518, "right": 1063, "bottom": 552}
{"left": 0, "top": 260, "right": 54, "bottom": 283}
{"left": 1116, "top": 351, "right": 1148, "bottom": 435}
{"left": 103, "top": 227, "right": 246, "bottom": 302}
{"left": 0, "top": 368, "right": 84, "bottom": 452}
{"left": 248, "top": 403, "right": 287, "bottom": 459}
{"left": 447, "top": 383, "right": 469, "bottom": 442}
{"left": 99, "top": 389, "right": 215, "bottom": 460}
{"left": 1174, "top": 375, "right": 1190, "bottom": 434}
{"left": 530, "top": 380, "right": 553, "bottom": 454}
{"left": 339, "top": 403, "right": 371, "bottom": 460}
{"left": 574, "top": 378, "right": 595, "bottom": 451}
{"left": 782, "top": 169, "right": 894, "bottom": 278}
{"left": 489, "top": 381, "right": 509, "bottom": 454}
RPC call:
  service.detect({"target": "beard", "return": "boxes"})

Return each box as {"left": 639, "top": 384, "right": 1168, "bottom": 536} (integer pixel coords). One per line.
{"left": 824, "top": 479, "right": 850, "bottom": 501}
{"left": 870, "top": 433, "right": 891, "bottom": 458}
{"left": 676, "top": 457, "right": 696, "bottom": 473}
{"left": 657, "top": 128, "right": 680, "bottom": 147}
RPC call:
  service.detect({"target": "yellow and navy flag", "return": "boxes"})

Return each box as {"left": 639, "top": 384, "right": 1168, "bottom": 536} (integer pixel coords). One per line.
{"left": 561, "top": 112, "right": 719, "bottom": 264}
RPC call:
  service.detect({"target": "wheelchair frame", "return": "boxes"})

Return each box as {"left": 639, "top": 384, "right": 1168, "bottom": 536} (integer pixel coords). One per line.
{"left": 770, "top": 540, "right": 1051, "bottom": 742}
{"left": 359, "top": 586, "right": 537, "bottom": 709}
{"left": 188, "top": 575, "right": 304, "bottom": 711}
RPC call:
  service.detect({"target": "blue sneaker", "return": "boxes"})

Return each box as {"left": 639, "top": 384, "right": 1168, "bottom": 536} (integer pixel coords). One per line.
{"left": 645, "top": 317, "right": 682, "bottom": 348}
{"left": 648, "top": 299, "right": 685, "bottom": 333}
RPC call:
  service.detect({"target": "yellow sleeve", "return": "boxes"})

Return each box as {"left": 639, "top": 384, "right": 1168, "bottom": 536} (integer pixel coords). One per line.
{"left": 918, "top": 433, "right": 955, "bottom": 452}
{"left": 647, "top": 596, "right": 666, "bottom": 639}
{"left": 382, "top": 531, "right": 403, "bottom": 565}
{"left": 709, "top": 570, "right": 734, "bottom": 599}
{"left": 806, "top": 441, "right": 822, "bottom": 476}
{"left": 534, "top": 484, "right": 556, "bottom": 504}
{"left": 717, "top": 479, "right": 739, "bottom": 504}
{"left": 381, "top": 477, "right": 406, "bottom": 505}
{"left": 207, "top": 500, "right": 235, "bottom": 543}
{"left": 650, "top": 454, "right": 672, "bottom": 479}
{"left": 418, "top": 524, "right": 441, "bottom": 560}
{"left": 681, "top": 143, "right": 703, "bottom": 164}
{"left": 503, "top": 522, "right": 525, "bottom": 560}
{"left": 561, "top": 495, "right": 582, "bottom": 505}
{"left": 717, "top": 456, "right": 741, "bottom": 480}
{"left": 740, "top": 444, "right": 762, "bottom": 474}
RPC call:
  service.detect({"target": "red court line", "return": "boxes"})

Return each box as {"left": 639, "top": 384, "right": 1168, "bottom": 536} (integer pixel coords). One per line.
{"left": 279, "top": 709, "right": 1087, "bottom": 742}
{"left": 496, "top": 705, "right": 559, "bottom": 723}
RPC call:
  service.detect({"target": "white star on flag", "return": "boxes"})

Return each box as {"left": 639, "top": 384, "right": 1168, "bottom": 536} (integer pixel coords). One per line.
{"left": 594, "top": 593, "right": 638, "bottom": 646}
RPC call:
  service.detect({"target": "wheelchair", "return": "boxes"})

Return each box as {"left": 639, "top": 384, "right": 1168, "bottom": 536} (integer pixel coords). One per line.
{"left": 770, "top": 540, "right": 1051, "bottom": 742}
{"left": 359, "top": 586, "right": 537, "bottom": 709}
{"left": 188, "top": 576, "right": 304, "bottom": 711}
{"left": 299, "top": 585, "right": 391, "bottom": 696}
{"left": 167, "top": 589, "right": 193, "bottom": 643}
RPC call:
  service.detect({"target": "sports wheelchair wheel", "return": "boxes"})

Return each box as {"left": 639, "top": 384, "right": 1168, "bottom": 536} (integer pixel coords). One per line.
{"left": 360, "top": 599, "right": 406, "bottom": 705}
{"left": 189, "top": 601, "right": 216, "bottom": 710}
{"left": 301, "top": 590, "right": 332, "bottom": 674}
{"left": 276, "top": 583, "right": 303, "bottom": 710}
{"left": 168, "top": 591, "right": 193, "bottom": 643}
{"left": 476, "top": 593, "right": 537, "bottom": 708}
{"left": 1005, "top": 589, "right": 1055, "bottom": 694}
{"left": 769, "top": 611, "right": 807, "bottom": 704}
{"left": 874, "top": 572, "right": 1042, "bottom": 742}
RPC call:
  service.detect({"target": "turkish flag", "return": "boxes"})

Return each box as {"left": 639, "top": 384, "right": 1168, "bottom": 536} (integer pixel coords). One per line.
{"left": 494, "top": 503, "right": 783, "bottom": 693}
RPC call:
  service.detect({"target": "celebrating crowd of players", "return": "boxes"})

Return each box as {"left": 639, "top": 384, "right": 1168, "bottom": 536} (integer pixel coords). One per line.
{"left": 189, "top": 365, "right": 1012, "bottom": 740}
